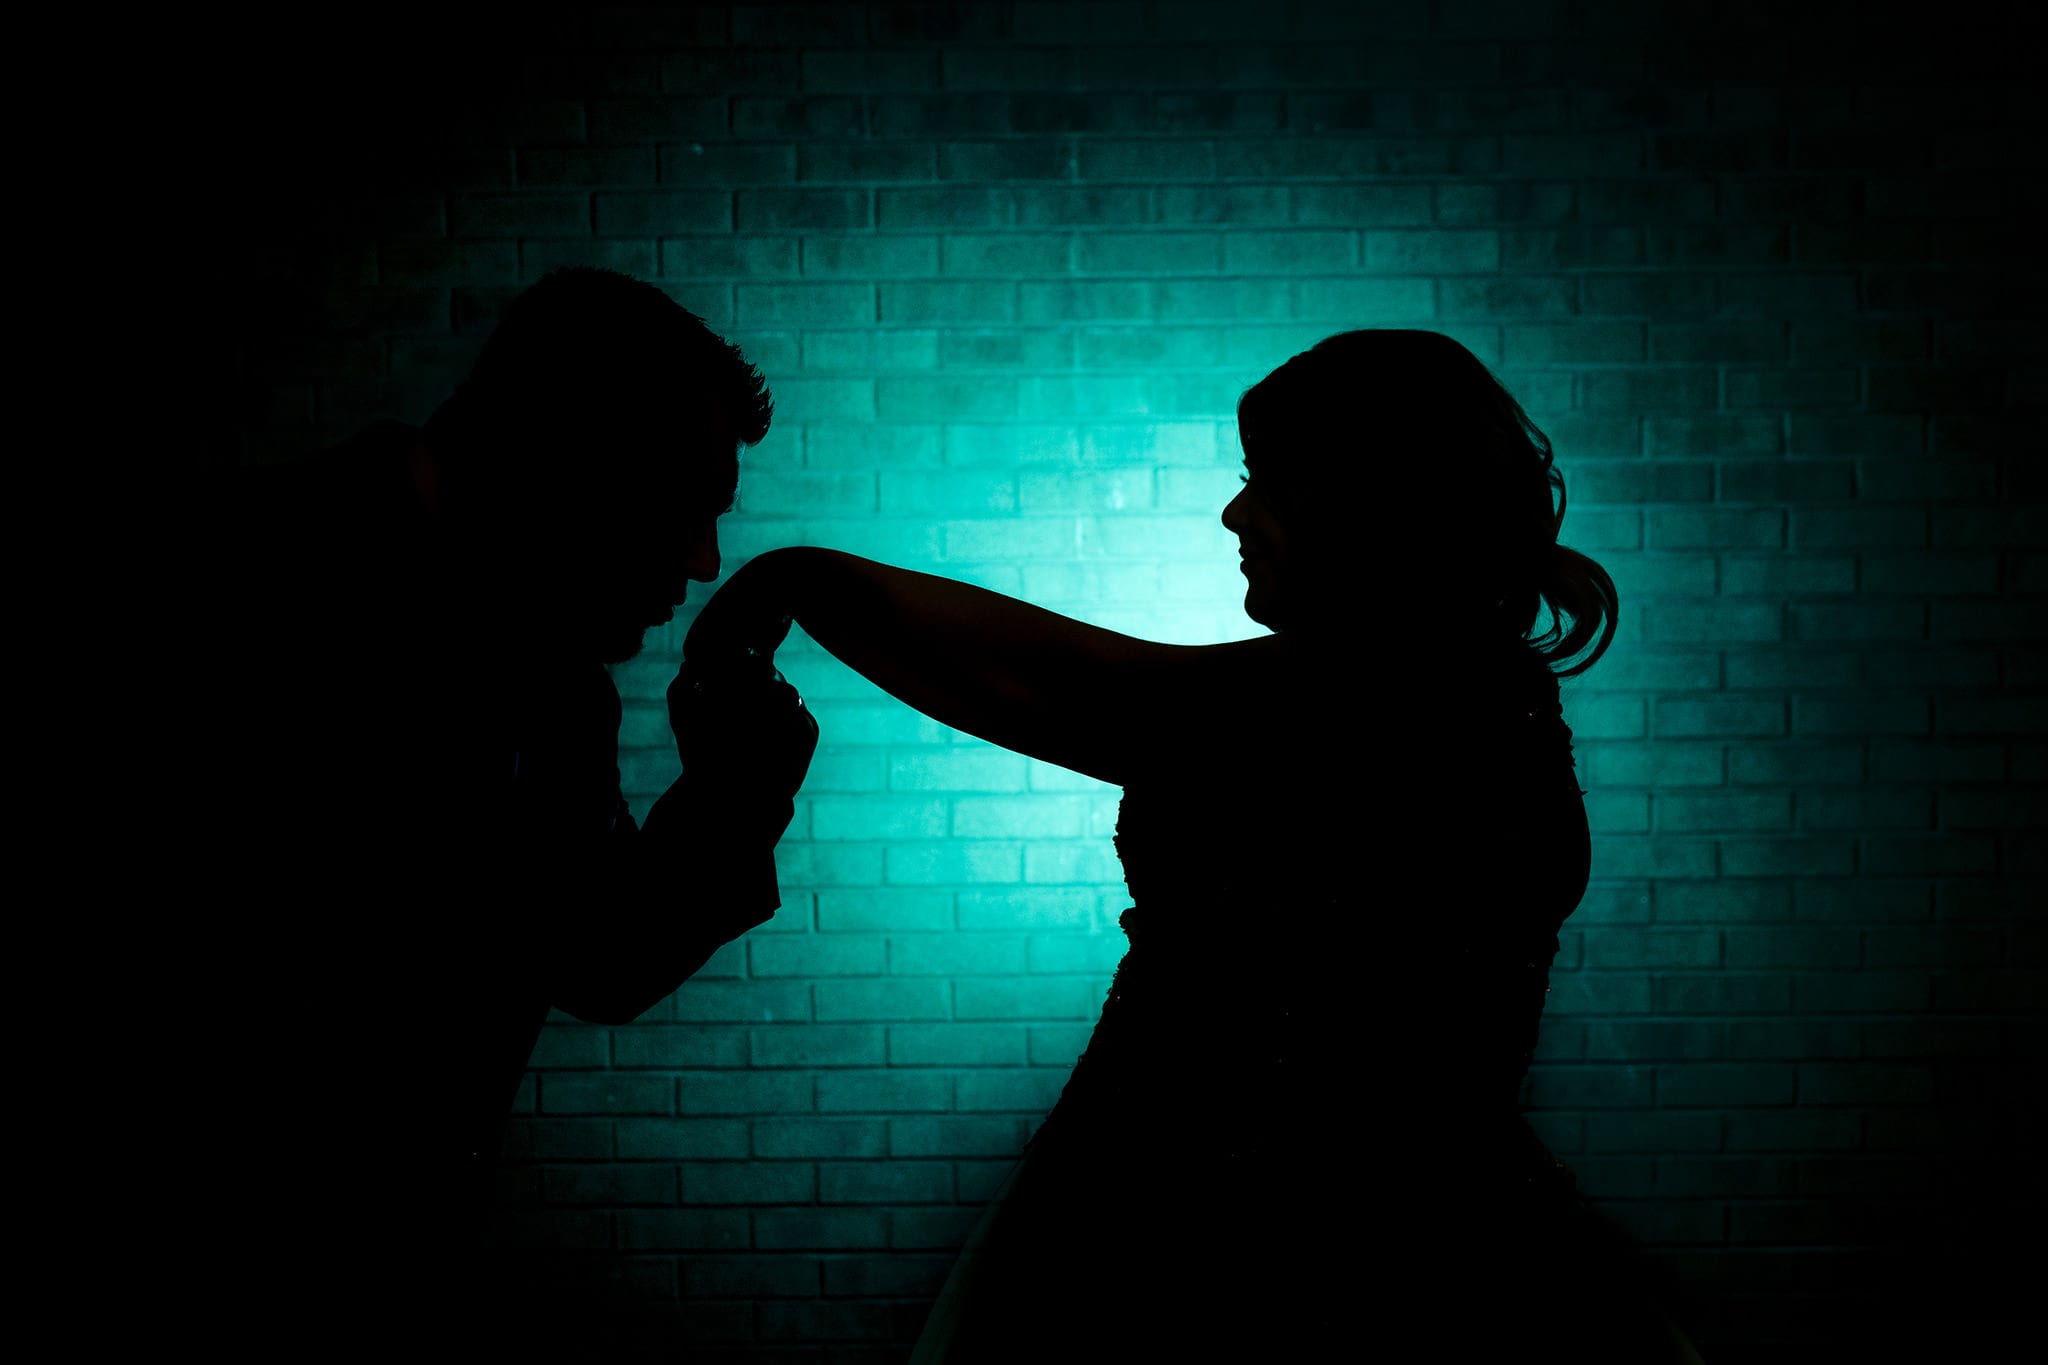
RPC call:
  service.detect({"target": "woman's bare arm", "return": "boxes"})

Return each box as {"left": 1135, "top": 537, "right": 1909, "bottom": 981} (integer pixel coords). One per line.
{"left": 685, "top": 547, "right": 1281, "bottom": 785}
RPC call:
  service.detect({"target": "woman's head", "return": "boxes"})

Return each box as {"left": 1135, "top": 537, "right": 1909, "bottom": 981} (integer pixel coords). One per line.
{"left": 1223, "top": 329, "right": 1617, "bottom": 676}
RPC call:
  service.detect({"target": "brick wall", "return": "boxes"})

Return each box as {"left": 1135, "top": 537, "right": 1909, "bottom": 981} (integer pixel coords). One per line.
{"left": 197, "top": 3, "right": 2042, "bottom": 1359}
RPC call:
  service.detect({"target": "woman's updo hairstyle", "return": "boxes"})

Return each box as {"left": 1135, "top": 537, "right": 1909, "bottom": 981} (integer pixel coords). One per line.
{"left": 1236, "top": 329, "right": 1617, "bottom": 677}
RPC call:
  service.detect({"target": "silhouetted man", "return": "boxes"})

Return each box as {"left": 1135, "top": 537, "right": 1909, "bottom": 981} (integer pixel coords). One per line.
{"left": 159, "top": 268, "right": 814, "bottom": 1353}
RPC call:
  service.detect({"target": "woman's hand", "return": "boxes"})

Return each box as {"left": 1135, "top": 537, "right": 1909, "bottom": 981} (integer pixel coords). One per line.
{"left": 683, "top": 551, "right": 798, "bottom": 674}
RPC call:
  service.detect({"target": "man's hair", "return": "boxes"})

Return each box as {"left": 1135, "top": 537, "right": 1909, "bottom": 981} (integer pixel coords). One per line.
{"left": 424, "top": 267, "right": 771, "bottom": 507}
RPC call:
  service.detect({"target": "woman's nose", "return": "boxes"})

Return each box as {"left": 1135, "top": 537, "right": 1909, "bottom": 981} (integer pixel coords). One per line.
{"left": 1220, "top": 487, "right": 1248, "bottom": 532}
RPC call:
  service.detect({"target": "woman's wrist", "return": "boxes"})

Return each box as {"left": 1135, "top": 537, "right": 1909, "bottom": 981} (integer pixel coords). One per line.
{"left": 685, "top": 546, "right": 809, "bottom": 664}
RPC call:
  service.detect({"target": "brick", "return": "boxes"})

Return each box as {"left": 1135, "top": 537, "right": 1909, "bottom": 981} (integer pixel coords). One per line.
{"left": 1504, "top": 322, "right": 1646, "bottom": 364}
{"left": 1722, "top": 460, "right": 1857, "bottom": 504}
{"left": 1581, "top": 368, "right": 1719, "bottom": 413}
{"left": 1790, "top": 419, "right": 1927, "bottom": 465}
{"left": 925, "top": 53, "right": 1056, "bottom": 96}
{"left": 737, "top": 189, "right": 871, "bottom": 232}
{"left": 879, "top": 470, "right": 1018, "bottom": 516}
{"left": 1659, "top": 792, "right": 1792, "bottom": 832}
{"left": 800, "top": 49, "right": 937, "bottom": 93}
{"left": 945, "top": 1064, "right": 1068, "bottom": 1113}
{"left": 1721, "top": 838, "right": 1857, "bottom": 878}
{"left": 679, "top": 1252, "right": 818, "bottom": 1300}
{"left": 1572, "top": 740, "right": 1720, "bottom": 785}
{"left": 612, "top": 1026, "right": 749, "bottom": 1070}
{"left": 617, "top": 1210, "right": 750, "bottom": 1252}
{"left": 896, "top": 1117, "right": 1032, "bottom": 1165}
{"left": 540, "top": 1164, "right": 672, "bottom": 1206}
{"left": 819, "top": 1162, "right": 952, "bottom": 1205}
{"left": 1279, "top": 275, "right": 1431, "bottom": 320}
{"left": 1077, "top": 140, "right": 1215, "bottom": 181}
{"left": 518, "top": 146, "right": 656, "bottom": 190}
{"left": 1793, "top": 971, "right": 1933, "bottom": 1013}
{"left": 1860, "top": 834, "right": 1998, "bottom": 877}
{"left": 1585, "top": 833, "right": 1717, "bottom": 883}
{"left": 749, "top": 1025, "right": 886, "bottom": 1069}
{"left": 746, "top": 1117, "right": 888, "bottom": 1161}
{"left": 593, "top": 192, "right": 730, "bottom": 235}
{"left": 870, "top": 188, "right": 1015, "bottom": 233}
{"left": 813, "top": 979, "right": 951, "bottom": 1022}
{"left": 1791, "top": 602, "right": 1926, "bottom": 643}
{"left": 668, "top": 1072, "right": 811, "bottom": 1118}
{"left": 589, "top": 97, "right": 727, "bottom": 144}
{"left": 804, "top": 329, "right": 940, "bottom": 372}
{"left": 659, "top": 236, "right": 802, "bottom": 284}
{"left": 929, "top": 329, "right": 1068, "bottom": 371}
{"left": 732, "top": 95, "right": 866, "bottom": 139}
{"left": 1795, "top": 789, "right": 1933, "bottom": 832}
{"left": 753, "top": 1209, "right": 891, "bottom": 1253}
{"left": 1721, "top": 650, "right": 1859, "bottom": 691}
{"left": 661, "top": 48, "right": 801, "bottom": 94}
{"left": 1012, "top": 186, "right": 1152, "bottom": 226}
{"left": 886, "top": 1024, "right": 1027, "bottom": 1067}
{"left": 926, "top": 234, "right": 1073, "bottom": 279}
{"left": 1868, "top": 741, "right": 2004, "bottom": 784}
{"left": 1574, "top": 646, "right": 1718, "bottom": 693}
{"left": 939, "top": 139, "right": 1076, "bottom": 181}
{"left": 1655, "top": 1157, "right": 1797, "bottom": 1198}
{"left": 1286, "top": 183, "right": 1436, "bottom": 226}
{"left": 1654, "top": 881, "right": 1792, "bottom": 925}
{"left": 1436, "top": 181, "right": 1575, "bottom": 227}
{"left": 1648, "top": 508, "right": 1784, "bottom": 550}
{"left": 1523, "top": 1064, "right": 1654, "bottom": 1108}
{"left": 378, "top": 240, "right": 519, "bottom": 286}
{"left": 1662, "top": 1064, "right": 1794, "bottom": 1113}
{"left": 1641, "top": 602, "right": 1783, "bottom": 643}
{"left": 1364, "top": 229, "right": 1500, "bottom": 272}
{"left": 449, "top": 194, "right": 592, "bottom": 237}
{"left": 880, "top": 280, "right": 1017, "bottom": 324}
{"left": 951, "top": 971, "right": 1097, "bottom": 1019}
{"left": 1858, "top": 459, "right": 1998, "bottom": 503}
{"left": 1798, "top": 1064, "right": 1935, "bottom": 1106}
{"left": 1585, "top": 790, "right": 1649, "bottom": 833}
{"left": 669, "top": 982, "right": 811, "bottom": 1025}
{"left": 1504, "top": 131, "right": 1644, "bottom": 175}
{"left": 1003, "top": 91, "right": 1149, "bottom": 135}
{"left": 1155, "top": 185, "right": 1291, "bottom": 225}
{"left": 810, "top": 1071, "right": 949, "bottom": 1115}
{"left": 1792, "top": 695, "right": 1929, "bottom": 737}
{"left": 497, "top": 1121, "right": 606, "bottom": 1162}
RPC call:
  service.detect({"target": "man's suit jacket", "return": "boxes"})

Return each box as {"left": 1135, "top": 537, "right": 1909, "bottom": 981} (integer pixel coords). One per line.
{"left": 157, "top": 422, "right": 783, "bottom": 1347}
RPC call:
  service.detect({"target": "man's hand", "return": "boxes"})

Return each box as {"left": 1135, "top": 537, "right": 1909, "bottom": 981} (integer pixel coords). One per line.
{"left": 668, "top": 652, "right": 818, "bottom": 801}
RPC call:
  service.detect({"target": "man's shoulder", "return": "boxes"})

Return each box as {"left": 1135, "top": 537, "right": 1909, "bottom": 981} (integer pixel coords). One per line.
{"left": 252, "top": 420, "right": 417, "bottom": 502}
{"left": 180, "top": 421, "right": 416, "bottom": 539}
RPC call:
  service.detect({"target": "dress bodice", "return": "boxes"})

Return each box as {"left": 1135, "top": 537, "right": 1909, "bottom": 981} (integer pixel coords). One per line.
{"left": 1094, "top": 636, "right": 1588, "bottom": 1118}
{"left": 925, "top": 640, "right": 1653, "bottom": 1363}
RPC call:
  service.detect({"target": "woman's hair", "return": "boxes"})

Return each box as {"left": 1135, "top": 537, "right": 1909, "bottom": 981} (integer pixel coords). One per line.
{"left": 1236, "top": 329, "right": 1617, "bottom": 677}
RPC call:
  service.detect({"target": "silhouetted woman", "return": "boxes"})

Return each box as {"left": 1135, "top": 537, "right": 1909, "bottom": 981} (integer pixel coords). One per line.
{"left": 685, "top": 331, "right": 1701, "bottom": 1361}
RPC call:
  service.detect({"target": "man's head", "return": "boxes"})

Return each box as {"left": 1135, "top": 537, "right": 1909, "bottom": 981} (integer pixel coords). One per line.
{"left": 422, "top": 268, "right": 772, "bottom": 663}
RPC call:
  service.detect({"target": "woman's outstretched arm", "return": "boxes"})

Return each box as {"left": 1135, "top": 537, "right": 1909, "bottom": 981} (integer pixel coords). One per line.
{"left": 685, "top": 547, "right": 1275, "bottom": 785}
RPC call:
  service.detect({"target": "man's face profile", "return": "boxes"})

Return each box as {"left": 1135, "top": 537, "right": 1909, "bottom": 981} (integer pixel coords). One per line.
{"left": 562, "top": 435, "right": 739, "bottom": 666}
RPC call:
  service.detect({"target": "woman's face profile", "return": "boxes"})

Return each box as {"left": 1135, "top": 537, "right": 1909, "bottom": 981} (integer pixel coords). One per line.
{"left": 1220, "top": 455, "right": 1293, "bottom": 630}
